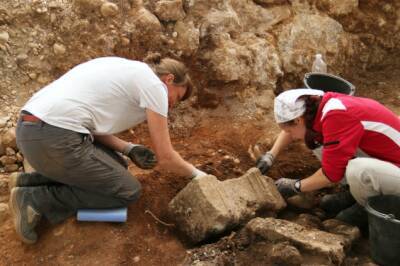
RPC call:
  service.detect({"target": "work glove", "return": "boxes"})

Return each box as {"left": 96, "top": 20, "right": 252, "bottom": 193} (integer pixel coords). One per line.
{"left": 123, "top": 143, "right": 157, "bottom": 169}
{"left": 275, "top": 178, "right": 301, "bottom": 198}
{"left": 191, "top": 168, "right": 208, "bottom": 180}
{"left": 256, "top": 152, "right": 274, "bottom": 175}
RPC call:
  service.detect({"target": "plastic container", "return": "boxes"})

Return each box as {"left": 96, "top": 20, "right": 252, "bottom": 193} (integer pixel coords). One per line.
{"left": 303, "top": 72, "right": 355, "bottom": 95}
{"left": 365, "top": 195, "right": 400, "bottom": 266}
{"left": 311, "top": 54, "right": 327, "bottom": 73}
{"left": 77, "top": 207, "right": 127, "bottom": 222}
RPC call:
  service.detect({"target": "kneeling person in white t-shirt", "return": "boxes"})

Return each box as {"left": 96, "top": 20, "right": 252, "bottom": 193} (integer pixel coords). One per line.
{"left": 9, "top": 54, "right": 207, "bottom": 244}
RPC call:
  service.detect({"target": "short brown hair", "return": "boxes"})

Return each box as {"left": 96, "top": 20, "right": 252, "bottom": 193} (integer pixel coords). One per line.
{"left": 144, "top": 53, "right": 193, "bottom": 101}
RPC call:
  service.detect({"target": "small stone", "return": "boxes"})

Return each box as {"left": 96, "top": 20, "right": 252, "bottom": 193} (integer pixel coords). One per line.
{"left": 0, "top": 155, "right": 17, "bottom": 165}
{"left": 120, "top": 36, "right": 130, "bottom": 46}
{"left": 28, "top": 72, "right": 38, "bottom": 80}
{"left": 0, "top": 116, "right": 10, "bottom": 128}
{"left": 100, "top": 2, "right": 119, "bottom": 17}
{"left": 133, "top": 256, "right": 140, "bottom": 263}
{"left": 233, "top": 158, "right": 240, "bottom": 164}
{"left": 0, "top": 143, "right": 4, "bottom": 157}
{"left": 2, "top": 128, "right": 17, "bottom": 149}
{"left": 4, "top": 164, "right": 19, "bottom": 173}
{"left": 16, "top": 153, "right": 24, "bottom": 163}
{"left": 270, "top": 242, "right": 302, "bottom": 266}
{"left": 0, "top": 203, "right": 9, "bottom": 223}
{"left": 172, "top": 31, "right": 178, "bottom": 38}
{"left": 50, "top": 13, "right": 57, "bottom": 23}
{"left": 5, "top": 147, "right": 15, "bottom": 156}
{"left": 0, "top": 31, "right": 9, "bottom": 44}
{"left": 53, "top": 43, "right": 66, "bottom": 55}
{"left": 16, "top": 53, "right": 28, "bottom": 64}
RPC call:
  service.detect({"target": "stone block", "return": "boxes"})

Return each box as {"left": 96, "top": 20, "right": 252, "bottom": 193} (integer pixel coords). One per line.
{"left": 245, "top": 217, "right": 346, "bottom": 265}
{"left": 168, "top": 168, "right": 286, "bottom": 243}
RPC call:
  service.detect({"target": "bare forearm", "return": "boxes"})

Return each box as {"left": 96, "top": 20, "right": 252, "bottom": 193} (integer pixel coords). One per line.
{"left": 269, "top": 130, "right": 292, "bottom": 158}
{"left": 158, "top": 150, "right": 194, "bottom": 177}
{"left": 300, "top": 168, "right": 333, "bottom": 192}
{"left": 93, "top": 135, "right": 128, "bottom": 153}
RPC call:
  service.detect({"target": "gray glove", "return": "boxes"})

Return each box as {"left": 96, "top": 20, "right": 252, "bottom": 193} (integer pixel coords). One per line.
{"left": 124, "top": 143, "right": 157, "bottom": 169}
{"left": 275, "top": 178, "right": 301, "bottom": 198}
{"left": 256, "top": 152, "right": 274, "bottom": 175}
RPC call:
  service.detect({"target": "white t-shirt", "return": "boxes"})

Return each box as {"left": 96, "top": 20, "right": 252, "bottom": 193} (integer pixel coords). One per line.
{"left": 23, "top": 57, "right": 168, "bottom": 135}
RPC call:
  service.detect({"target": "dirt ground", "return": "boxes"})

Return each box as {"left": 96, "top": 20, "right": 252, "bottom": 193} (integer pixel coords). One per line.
{"left": 0, "top": 61, "right": 399, "bottom": 265}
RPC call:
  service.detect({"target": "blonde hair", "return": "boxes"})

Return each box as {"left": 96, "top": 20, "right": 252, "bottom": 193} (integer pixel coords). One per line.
{"left": 144, "top": 53, "right": 193, "bottom": 101}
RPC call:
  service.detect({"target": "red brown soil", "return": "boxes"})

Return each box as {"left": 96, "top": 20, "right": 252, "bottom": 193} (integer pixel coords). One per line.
{"left": 0, "top": 62, "right": 399, "bottom": 265}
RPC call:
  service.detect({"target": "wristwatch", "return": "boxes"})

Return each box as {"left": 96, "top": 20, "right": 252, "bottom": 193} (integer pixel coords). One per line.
{"left": 294, "top": 179, "right": 301, "bottom": 193}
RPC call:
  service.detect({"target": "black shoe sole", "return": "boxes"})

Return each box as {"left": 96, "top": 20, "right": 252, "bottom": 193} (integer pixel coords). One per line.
{"left": 9, "top": 188, "right": 37, "bottom": 244}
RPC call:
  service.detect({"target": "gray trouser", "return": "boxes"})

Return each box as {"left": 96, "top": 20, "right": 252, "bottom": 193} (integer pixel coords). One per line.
{"left": 313, "top": 147, "right": 400, "bottom": 206}
{"left": 16, "top": 117, "right": 141, "bottom": 224}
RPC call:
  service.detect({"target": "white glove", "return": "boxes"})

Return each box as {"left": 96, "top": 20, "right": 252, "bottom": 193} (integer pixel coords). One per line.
{"left": 191, "top": 168, "right": 208, "bottom": 180}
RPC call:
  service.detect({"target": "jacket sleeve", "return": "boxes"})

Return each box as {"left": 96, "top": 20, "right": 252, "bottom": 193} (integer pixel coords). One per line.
{"left": 321, "top": 111, "right": 364, "bottom": 182}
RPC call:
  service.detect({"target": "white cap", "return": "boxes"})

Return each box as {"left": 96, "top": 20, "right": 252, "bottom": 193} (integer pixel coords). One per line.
{"left": 274, "top": 88, "right": 325, "bottom": 123}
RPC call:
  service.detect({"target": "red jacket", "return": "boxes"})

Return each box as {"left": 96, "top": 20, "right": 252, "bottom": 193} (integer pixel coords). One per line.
{"left": 313, "top": 92, "right": 400, "bottom": 182}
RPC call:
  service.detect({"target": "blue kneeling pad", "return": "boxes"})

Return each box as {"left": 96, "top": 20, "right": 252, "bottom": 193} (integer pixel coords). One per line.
{"left": 77, "top": 208, "right": 127, "bottom": 222}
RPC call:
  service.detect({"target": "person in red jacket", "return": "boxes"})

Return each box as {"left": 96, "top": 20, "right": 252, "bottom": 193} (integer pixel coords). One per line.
{"left": 256, "top": 88, "right": 400, "bottom": 227}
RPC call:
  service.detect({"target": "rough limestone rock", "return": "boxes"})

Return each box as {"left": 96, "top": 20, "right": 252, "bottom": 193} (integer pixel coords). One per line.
{"left": 203, "top": 32, "right": 282, "bottom": 89}
{"left": 318, "top": 0, "right": 359, "bottom": 16}
{"left": 124, "top": 7, "right": 162, "bottom": 54}
{"left": 231, "top": 2, "right": 291, "bottom": 34}
{"left": 322, "top": 219, "right": 361, "bottom": 249}
{"left": 0, "top": 31, "right": 9, "bottom": 44}
{"left": 199, "top": 6, "right": 242, "bottom": 38}
{"left": 253, "top": 0, "right": 287, "bottom": 4}
{"left": 0, "top": 155, "right": 17, "bottom": 166}
{"left": 100, "top": 2, "right": 119, "bottom": 17}
{"left": 4, "top": 164, "right": 19, "bottom": 172}
{"left": 173, "top": 21, "right": 200, "bottom": 56}
{"left": 245, "top": 217, "right": 347, "bottom": 265}
{"left": 2, "top": 128, "right": 17, "bottom": 149}
{"left": 270, "top": 242, "right": 302, "bottom": 266}
{"left": 168, "top": 168, "right": 286, "bottom": 243}
{"left": 73, "top": 0, "right": 104, "bottom": 12}
{"left": 278, "top": 13, "right": 351, "bottom": 74}
{"left": 154, "top": 0, "right": 185, "bottom": 22}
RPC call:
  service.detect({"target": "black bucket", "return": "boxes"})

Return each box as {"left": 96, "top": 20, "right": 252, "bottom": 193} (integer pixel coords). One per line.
{"left": 303, "top": 72, "right": 355, "bottom": 95}
{"left": 365, "top": 195, "right": 400, "bottom": 266}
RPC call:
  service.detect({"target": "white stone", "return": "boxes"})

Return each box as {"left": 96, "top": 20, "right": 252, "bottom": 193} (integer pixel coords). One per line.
{"left": 100, "top": 2, "right": 119, "bottom": 17}
{"left": 168, "top": 168, "right": 286, "bottom": 242}
{"left": 246, "top": 217, "right": 347, "bottom": 265}
{"left": 154, "top": 0, "right": 185, "bottom": 21}
{"left": 2, "top": 128, "right": 17, "bottom": 149}
{"left": 5, "top": 147, "right": 15, "bottom": 156}
{"left": 53, "top": 43, "right": 66, "bottom": 55}
{"left": 0, "top": 31, "right": 9, "bottom": 44}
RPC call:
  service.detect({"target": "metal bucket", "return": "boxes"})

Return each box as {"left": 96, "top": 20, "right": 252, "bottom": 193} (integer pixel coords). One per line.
{"left": 365, "top": 195, "right": 400, "bottom": 266}
{"left": 303, "top": 72, "right": 355, "bottom": 95}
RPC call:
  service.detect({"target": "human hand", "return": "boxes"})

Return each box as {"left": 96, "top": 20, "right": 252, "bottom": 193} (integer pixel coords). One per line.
{"left": 125, "top": 144, "right": 157, "bottom": 169}
{"left": 256, "top": 152, "right": 274, "bottom": 175}
{"left": 275, "top": 178, "right": 300, "bottom": 198}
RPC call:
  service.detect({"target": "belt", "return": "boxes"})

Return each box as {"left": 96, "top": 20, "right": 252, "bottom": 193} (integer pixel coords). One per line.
{"left": 21, "top": 114, "right": 41, "bottom": 123}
